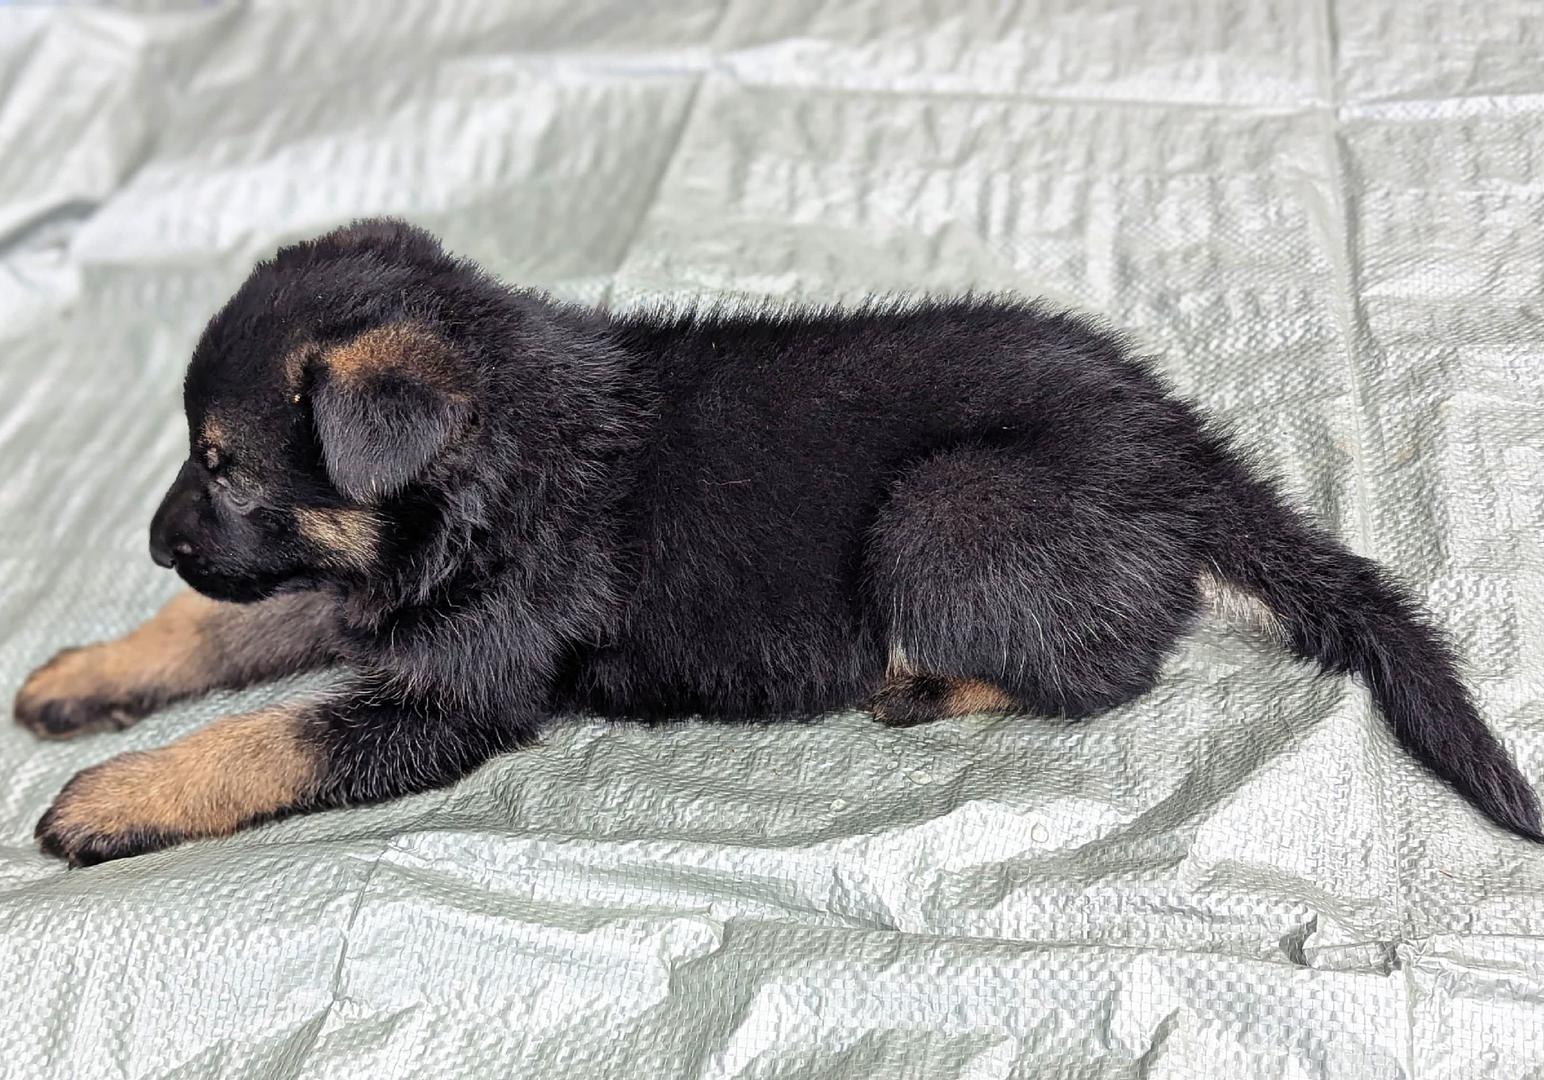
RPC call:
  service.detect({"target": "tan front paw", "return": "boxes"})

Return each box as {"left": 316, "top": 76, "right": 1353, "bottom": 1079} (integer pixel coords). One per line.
{"left": 13, "top": 646, "right": 161, "bottom": 740}
{"left": 35, "top": 752, "right": 196, "bottom": 865}
{"left": 35, "top": 708, "right": 321, "bottom": 866}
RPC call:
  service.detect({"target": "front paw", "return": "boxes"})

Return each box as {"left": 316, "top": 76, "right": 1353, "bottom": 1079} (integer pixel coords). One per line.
{"left": 13, "top": 647, "right": 157, "bottom": 739}
{"left": 34, "top": 708, "right": 318, "bottom": 866}
{"left": 35, "top": 753, "right": 186, "bottom": 866}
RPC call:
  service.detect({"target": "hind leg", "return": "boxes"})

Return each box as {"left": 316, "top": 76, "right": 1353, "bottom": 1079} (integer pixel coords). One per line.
{"left": 865, "top": 444, "right": 1202, "bottom": 724}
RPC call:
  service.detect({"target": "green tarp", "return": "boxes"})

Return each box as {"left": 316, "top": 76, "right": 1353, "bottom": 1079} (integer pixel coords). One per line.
{"left": 1, "top": 2, "right": 1540, "bottom": 1076}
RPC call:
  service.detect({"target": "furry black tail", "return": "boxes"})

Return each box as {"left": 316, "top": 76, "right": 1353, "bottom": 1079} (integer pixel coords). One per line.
{"left": 1207, "top": 469, "right": 1541, "bottom": 840}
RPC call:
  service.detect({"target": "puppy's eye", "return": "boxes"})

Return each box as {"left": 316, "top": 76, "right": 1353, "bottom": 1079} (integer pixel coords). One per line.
{"left": 214, "top": 476, "right": 256, "bottom": 514}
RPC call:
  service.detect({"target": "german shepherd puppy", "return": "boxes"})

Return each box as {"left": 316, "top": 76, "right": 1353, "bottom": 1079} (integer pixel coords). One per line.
{"left": 15, "top": 219, "right": 1539, "bottom": 865}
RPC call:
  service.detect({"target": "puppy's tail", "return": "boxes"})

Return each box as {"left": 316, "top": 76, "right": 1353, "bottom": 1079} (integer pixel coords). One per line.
{"left": 1206, "top": 468, "right": 1541, "bottom": 840}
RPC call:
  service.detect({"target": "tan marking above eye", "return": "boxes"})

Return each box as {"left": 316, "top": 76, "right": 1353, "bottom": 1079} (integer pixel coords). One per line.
{"left": 281, "top": 342, "right": 317, "bottom": 391}
{"left": 200, "top": 418, "right": 227, "bottom": 469}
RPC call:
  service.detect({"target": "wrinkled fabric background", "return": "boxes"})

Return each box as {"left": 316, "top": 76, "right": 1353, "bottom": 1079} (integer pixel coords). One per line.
{"left": 1, "top": 2, "right": 1542, "bottom": 1077}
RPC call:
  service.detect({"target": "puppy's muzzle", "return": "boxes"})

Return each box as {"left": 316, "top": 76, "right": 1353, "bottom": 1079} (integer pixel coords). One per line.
{"left": 149, "top": 458, "right": 203, "bottom": 569}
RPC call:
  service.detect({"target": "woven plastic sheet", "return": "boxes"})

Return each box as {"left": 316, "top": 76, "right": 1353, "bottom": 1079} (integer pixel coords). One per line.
{"left": 2, "top": 2, "right": 1542, "bottom": 1077}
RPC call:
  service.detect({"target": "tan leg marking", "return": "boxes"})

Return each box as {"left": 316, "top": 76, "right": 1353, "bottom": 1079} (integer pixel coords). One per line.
{"left": 36, "top": 705, "right": 322, "bottom": 865}
{"left": 14, "top": 589, "right": 340, "bottom": 739}
{"left": 941, "top": 678, "right": 1017, "bottom": 716}
{"left": 869, "top": 671, "right": 1019, "bottom": 727}
{"left": 294, "top": 507, "right": 382, "bottom": 569}
{"left": 14, "top": 591, "right": 226, "bottom": 738}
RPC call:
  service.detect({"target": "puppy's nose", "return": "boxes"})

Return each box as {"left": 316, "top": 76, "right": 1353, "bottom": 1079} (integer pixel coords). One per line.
{"left": 150, "top": 531, "right": 195, "bottom": 569}
{"left": 150, "top": 526, "right": 196, "bottom": 568}
{"left": 150, "top": 457, "right": 203, "bottom": 570}
{"left": 150, "top": 531, "right": 176, "bottom": 569}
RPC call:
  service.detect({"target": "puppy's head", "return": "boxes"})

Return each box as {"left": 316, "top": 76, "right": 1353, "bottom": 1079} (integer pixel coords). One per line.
{"left": 151, "top": 219, "right": 476, "bottom": 602}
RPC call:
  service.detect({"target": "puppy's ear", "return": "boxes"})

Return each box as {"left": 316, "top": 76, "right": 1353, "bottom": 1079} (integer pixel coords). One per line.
{"left": 310, "top": 323, "right": 468, "bottom": 501}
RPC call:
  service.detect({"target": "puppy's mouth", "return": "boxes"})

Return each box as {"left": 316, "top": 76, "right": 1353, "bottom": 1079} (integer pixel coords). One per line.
{"left": 168, "top": 558, "right": 310, "bottom": 605}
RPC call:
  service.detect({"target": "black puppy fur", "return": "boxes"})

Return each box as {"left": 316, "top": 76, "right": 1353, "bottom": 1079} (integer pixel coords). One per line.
{"left": 17, "top": 219, "right": 1540, "bottom": 863}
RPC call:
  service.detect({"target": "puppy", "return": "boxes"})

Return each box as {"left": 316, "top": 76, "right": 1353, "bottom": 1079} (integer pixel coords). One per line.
{"left": 14, "top": 219, "right": 1539, "bottom": 865}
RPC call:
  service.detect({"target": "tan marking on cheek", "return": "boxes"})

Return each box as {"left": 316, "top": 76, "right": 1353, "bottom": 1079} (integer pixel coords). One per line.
{"left": 15, "top": 591, "right": 226, "bottom": 710}
{"left": 323, "top": 322, "right": 453, "bottom": 382}
{"left": 294, "top": 507, "right": 381, "bottom": 569}
{"left": 44, "top": 706, "right": 321, "bottom": 844}
{"left": 942, "top": 679, "right": 1017, "bottom": 717}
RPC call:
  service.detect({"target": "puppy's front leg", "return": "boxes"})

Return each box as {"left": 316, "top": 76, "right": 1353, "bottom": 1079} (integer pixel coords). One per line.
{"left": 14, "top": 589, "right": 339, "bottom": 739}
{"left": 36, "top": 684, "right": 528, "bottom": 865}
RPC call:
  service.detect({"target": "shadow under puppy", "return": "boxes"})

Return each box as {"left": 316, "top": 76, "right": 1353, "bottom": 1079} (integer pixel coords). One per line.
{"left": 14, "top": 219, "right": 1540, "bottom": 865}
